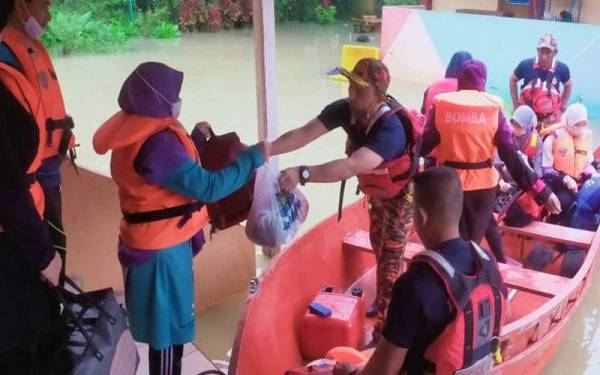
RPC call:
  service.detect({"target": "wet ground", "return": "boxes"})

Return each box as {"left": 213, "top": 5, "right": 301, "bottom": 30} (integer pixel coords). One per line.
{"left": 52, "top": 23, "right": 599, "bottom": 373}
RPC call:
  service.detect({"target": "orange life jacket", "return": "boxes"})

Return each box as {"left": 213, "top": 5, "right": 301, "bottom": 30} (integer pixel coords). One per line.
{"left": 2, "top": 27, "right": 76, "bottom": 160}
{"left": 521, "top": 132, "right": 539, "bottom": 160}
{"left": 0, "top": 62, "right": 46, "bottom": 231}
{"left": 435, "top": 90, "right": 501, "bottom": 191}
{"left": 93, "top": 111, "right": 209, "bottom": 250}
{"left": 423, "top": 78, "right": 458, "bottom": 119}
{"left": 412, "top": 242, "right": 507, "bottom": 375}
{"left": 356, "top": 100, "right": 425, "bottom": 200}
{"left": 552, "top": 127, "right": 593, "bottom": 178}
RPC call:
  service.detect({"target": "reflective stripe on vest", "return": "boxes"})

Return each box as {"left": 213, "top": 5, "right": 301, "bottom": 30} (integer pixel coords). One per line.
{"left": 424, "top": 78, "right": 458, "bottom": 119}
{"left": 552, "top": 127, "right": 592, "bottom": 178}
{"left": 411, "top": 242, "right": 506, "bottom": 375}
{"left": 0, "top": 62, "right": 46, "bottom": 231}
{"left": 435, "top": 91, "right": 501, "bottom": 191}
{"left": 93, "top": 112, "right": 209, "bottom": 249}
{"left": 3, "top": 28, "right": 75, "bottom": 159}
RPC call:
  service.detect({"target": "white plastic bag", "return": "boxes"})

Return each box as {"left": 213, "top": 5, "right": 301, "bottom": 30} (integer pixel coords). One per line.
{"left": 245, "top": 165, "right": 309, "bottom": 247}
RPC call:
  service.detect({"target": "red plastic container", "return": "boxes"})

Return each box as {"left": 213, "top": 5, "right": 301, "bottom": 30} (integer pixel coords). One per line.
{"left": 299, "top": 292, "right": 366, "bottom": 360}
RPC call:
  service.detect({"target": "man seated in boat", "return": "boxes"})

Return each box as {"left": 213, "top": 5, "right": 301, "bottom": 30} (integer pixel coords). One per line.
{"left": 541, "top": 103, "right": 594, "bottom": 226}
{"left": 270, "top": 58, "right": 421, "bottom": 341}
{"left": 509, "top": 33, "right": 572, "bottom": 131}
{"left": 421, "top": 59, "right": 561, "bottom": 263}
{"left": 335, "top": 167, "right": 508, "bottom": 375}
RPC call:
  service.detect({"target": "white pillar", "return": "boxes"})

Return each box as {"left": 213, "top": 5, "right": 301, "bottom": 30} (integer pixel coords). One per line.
{"left": 253, "top": 0, "right": 279, "bottom": 145}
{"left": 253, "top": 0, "right": 281, "bottom": 257}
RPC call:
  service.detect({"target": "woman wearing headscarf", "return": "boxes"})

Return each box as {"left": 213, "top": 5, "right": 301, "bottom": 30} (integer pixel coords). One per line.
{"left": 421, "top": 50, "right": 472, "bottom": 118}
{"left": 0, "top": 0, "right": 64, "bottom": 371}
{"left": 93, "top": 62, "right": 269, "bottom": 375}
{"left": 542, "top": 103, "right": 594, "bottom": 225}
{"left": 422, "top": 59, "right": 560, "bottom": 262}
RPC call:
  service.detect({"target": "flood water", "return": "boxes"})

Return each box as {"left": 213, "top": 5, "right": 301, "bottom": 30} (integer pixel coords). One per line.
{"left": 51, "top": 23, "right": 599, "bottom": 373}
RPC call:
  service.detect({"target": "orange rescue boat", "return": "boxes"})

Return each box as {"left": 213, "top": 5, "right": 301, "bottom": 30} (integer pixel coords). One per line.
{"left": 229, "top": 200, "right": 600, "bottom": 374}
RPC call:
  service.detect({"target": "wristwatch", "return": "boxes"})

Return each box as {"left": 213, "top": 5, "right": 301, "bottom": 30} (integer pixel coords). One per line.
{"left": 299, "top": 166, "right": 311, "bottom": 186}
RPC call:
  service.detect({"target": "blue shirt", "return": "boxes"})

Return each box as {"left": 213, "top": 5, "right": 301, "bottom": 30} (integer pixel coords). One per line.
{"left": 570, "top": 176, "right": 600, "bottom": 231}
{"left": 513, "top": 58, "right": 571, "bottom": 91}
{"left": 0, "top": 43, "right": 22, "bottom": 71}
{"left": 382, "top": 238, "right": 506, "bottom": 375}
{"left": 317, "top": 99, "right": 407, "bottom": 162}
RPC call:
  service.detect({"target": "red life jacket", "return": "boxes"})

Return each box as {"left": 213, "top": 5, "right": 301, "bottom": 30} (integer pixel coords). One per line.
{"left": 3, "top": 28, "right": 76, "bottom": 160}
{"left": 356, "top": 98, "right": 425, "bottom": 200}
{"left": 521, "top": 131, "right": 540, "bottom": 164}
{"left": 519, "top": 58, "right": 561, "bottom": 118}
{"left": 0, "top": 62, "right": 46, "bottom": 233}
{"left": 423, "top": 78, "right": 458, "bottom": 119}
{"left": 411, "top": 242, "right": 507, "bottom": 375}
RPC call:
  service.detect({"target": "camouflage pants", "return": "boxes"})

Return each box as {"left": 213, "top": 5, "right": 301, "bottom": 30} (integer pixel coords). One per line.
{"left": 368, "top": 187, "right": 414, "bottom": 339}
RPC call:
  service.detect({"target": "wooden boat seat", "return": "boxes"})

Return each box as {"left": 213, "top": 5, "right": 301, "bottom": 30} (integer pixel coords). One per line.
{"left": 500, "top": 221, "right": 594, "bottom": 249}
{"left": 343, "top": 230, "right": 571, "bottom": 298}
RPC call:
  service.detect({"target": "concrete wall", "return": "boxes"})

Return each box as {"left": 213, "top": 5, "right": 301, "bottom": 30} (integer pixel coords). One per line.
{"left": 432, "top": 0, "right": 497, "bottom": 12}
{"left": 62, "top": 165, "right": 256, "bottom": 311}
{"left": 381, "top": 6, "right": 600, "bottom": 118}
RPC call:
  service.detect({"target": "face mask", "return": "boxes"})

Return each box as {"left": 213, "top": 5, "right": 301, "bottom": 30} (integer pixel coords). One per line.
{"left": 25, "top": 16, "right": 44, "bottom": 39}
{"left": 568, "top": 126, "right": 584, "bottom": 137}
{"left": 135, "top": 71, "right": 182, "bottom": 118}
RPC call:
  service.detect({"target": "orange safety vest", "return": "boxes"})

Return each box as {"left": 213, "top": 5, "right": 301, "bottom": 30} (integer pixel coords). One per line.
{"left": 552, "top": 127, "right": 593, "bottom": 178}
{"left": 519, "top": 58, "right": 562, "bottom": 118}
{"left": 93, "top": 111, "right": 209, "bottom": 250}
{"left": 423, "top": 78, "right": 458, "bottom": 119}
{"left": 435, "top": 90, "right": 501, "bottom": 191}
{"left": 0, "top": 62, "right": 46, "bottom": 231}
{"left": 3, "top": 27, "right": 75, "bottom": 160}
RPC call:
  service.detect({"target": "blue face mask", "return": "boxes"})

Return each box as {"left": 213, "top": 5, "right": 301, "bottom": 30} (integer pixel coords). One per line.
{"left": 135, "top": 71, "right": 182, "bottom": 118}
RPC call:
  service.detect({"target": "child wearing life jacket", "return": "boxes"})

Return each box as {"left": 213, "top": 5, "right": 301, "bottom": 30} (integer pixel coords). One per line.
{"left": 335, "top": 167, "right": 507, "bottom": 375}
{"left": 542, "top": 103, "right": 594, "bottom": 226}
{"left": 93, "top": 62, "right": 269, "bottom": 375}
{"left": 0, "top": 0, "right": 64, "bottom": 370}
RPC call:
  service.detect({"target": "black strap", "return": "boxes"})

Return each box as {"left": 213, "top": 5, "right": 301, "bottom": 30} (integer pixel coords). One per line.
{"left": 443, "top": 159, "right": 492, "bottom": 170}
{"left": 46, "top": 116, "right": 75, "bottom": 156}
{"left": 25, "top": 173, "right": 35, "bottom": 185}
{"left": 123, "top": 201, "right": 204, "bottom": 228}
{"left": 492, "top": 287, "right": 502, "bottom": 338}
{"left": 463, "top": 301, "right": 475, "bottom": 368}
{"left": 338, "top": 179, "right": 346, "bottom": 222}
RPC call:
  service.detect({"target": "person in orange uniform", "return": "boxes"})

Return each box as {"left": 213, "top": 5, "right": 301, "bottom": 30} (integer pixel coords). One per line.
{"left": 93, "top": 62, "right": 269, "bottom": 375}
{"left": 421, "top": 59, "right": 560, "bottom": 261}
{"left": 1, "top": 0, "right": 76, "bottom": 279}
{"left": 542, "top": 103, "right": 593, "bottom": 225}
{"left": 0, "top": 0, "right": 63, "bottom": 371}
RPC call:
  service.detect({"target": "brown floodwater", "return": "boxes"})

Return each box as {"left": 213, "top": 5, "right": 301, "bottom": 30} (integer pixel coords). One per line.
{"left": 52, "top": 23, "right": 599, "bottom": 373}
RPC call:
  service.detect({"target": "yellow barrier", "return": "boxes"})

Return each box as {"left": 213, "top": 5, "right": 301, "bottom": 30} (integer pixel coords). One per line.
{"left": 331, "top": 44, "right": 381, "bottom": 82}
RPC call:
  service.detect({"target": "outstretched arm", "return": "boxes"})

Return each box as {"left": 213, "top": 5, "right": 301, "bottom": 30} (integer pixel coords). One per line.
{"left": 270, "top": 118, "right": 329, "bottom": 156}
{"left": 278, "top": 146, "right": 383, "bottom": 193}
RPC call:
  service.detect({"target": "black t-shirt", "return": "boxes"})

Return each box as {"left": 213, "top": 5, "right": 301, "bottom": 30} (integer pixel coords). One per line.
{"left": 382, "top": 239, "right": 506, "bottom": 375}
{"left": 317, "top": 99, "right": 407, "bottom": 162}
